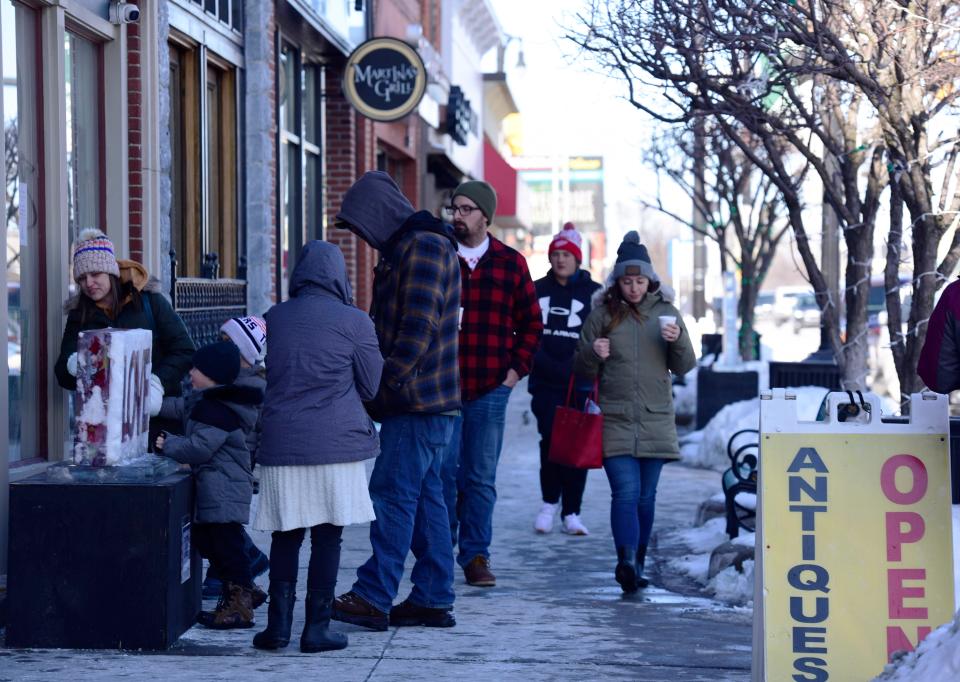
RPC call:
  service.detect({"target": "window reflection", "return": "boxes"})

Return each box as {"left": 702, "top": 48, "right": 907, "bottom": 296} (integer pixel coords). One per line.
{"left": 4, "top": 0, "right": 41, "bottom": 462}
{"left": 64, "top": 30, "right": 102, "bottom": 242}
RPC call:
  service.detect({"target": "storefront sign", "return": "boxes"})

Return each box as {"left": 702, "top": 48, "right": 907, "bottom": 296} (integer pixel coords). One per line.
{"left": 343, "top": 37, "right": 426, "bottom": 122}
{"left": 756, "top": 391, "right": 955, "bottom": 681}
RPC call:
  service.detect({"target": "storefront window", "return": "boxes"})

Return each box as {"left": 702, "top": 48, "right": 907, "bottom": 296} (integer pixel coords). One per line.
{"left": 64, "top": 30, "right": 103, "bottom": 242}
{"left": 4, "top": 0, "right": 42, "bottom": 463}
{"left": 278, "top": 45, "right": 301, "bottom": 300}
{"left": 168, "top": 39, "right": 238, "bottom": 278}
{"left": 278, "top": 45, "right": 324, "bottom": 300}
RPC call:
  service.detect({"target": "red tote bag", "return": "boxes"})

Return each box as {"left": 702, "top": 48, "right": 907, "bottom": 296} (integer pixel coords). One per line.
{"left": 548, "top": 376, "right": 603, "bottom": 469}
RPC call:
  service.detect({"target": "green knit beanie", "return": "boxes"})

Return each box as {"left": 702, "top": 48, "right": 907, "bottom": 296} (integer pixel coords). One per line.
{"left": 453, "top": 180, "right": 497, "bottom": 222}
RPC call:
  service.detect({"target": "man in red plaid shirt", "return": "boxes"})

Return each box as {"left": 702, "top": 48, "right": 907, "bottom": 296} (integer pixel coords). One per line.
{"left": 440, "top": 180, "right": 543, "bottom": 587}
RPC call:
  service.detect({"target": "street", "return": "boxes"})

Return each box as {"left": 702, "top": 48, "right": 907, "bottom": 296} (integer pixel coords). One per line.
{"left": 0, "top": 382, "right": 752, "bottom": 681}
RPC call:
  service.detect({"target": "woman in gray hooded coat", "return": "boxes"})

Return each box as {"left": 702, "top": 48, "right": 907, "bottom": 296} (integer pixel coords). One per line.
{"left": 252, "top": 240, "right": 383, "bottom": 654}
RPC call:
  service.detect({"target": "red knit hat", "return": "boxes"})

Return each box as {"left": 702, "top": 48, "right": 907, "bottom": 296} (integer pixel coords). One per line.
{"left": 548, "top": 223, "right": 583, "bottom": 262}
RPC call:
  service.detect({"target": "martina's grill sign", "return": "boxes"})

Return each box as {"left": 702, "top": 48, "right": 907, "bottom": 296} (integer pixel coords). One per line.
{"left": 343, "top": 38, "right": 426, "bottom": 122}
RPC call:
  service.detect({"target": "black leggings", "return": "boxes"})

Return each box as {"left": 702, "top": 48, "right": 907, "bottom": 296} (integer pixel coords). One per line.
{"left": 193, "top": 522, "right": 253, "bottom": 587}
{"left": 268, "top": 524, "right": 343, "bottom": 592}
{"left": 530, "top": 388, "right": 589, "bottom": 516}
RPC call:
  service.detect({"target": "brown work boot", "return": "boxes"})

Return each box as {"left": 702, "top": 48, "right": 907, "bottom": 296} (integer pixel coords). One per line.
{"left": 331, "top": 590, "right": 388, "bottom": 631}
{"left": 199, "top": 581, "right": 255, "bottom": 629}
{"left": 463, "top": 555, "right": 496, "bottom": 587}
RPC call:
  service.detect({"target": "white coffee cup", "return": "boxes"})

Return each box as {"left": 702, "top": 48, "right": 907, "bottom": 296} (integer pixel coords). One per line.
{"left": 658, "top": 315, "right": 677, "bottom": 331}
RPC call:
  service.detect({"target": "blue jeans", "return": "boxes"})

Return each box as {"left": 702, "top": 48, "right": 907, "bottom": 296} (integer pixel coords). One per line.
{"left": 352, "top": 413, "right": 456, "bottom": 613}
{"left": 603, "top": 455, "right": 667, "bottom": 549}
{"left": 441, "top": 384, "right": 511, "bottom": 567}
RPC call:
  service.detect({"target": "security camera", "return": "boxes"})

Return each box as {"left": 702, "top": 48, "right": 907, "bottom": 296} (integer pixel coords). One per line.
{"left": 110, "top": 2, "right": 141, "bottom": 24}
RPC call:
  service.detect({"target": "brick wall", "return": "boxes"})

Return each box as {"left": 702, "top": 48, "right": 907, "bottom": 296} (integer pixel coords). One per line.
{"left": 127, "top": 22, "right": 143, "bottom": 261}
{"left": 325, "top": 67, "right": 379, "bottom": 310}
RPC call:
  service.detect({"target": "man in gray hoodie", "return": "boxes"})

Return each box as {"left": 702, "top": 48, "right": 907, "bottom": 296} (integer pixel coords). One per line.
{"left": 331, "top": 171, "right": 463, "bottom": 630}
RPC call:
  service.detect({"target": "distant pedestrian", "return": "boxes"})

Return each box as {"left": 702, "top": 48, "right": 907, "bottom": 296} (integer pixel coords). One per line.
{"left": 55, "top": 228, "right": 195, "bottom": 447}
{"left": 200, "top": 316, "right": 270, "bottom": 600}
{"left": 252, "top": 241, "right": 382, "bottom": 653}
{"left": 332, "top": 171, "right": 462, "bottom": 631}
{"left": 528, "top": 224, "right": 601, "bottom": 535}
{"left": 575, "top": 231, "right": 696, "bottom": 593}
{"left": 154, "top": 341, "right": 264, "bottom": 628}
{"left": 918, "top": 278, "right": 960, "bottom": 393}
{"left": 440, "top": 180, "right": 543, "bottom": 587}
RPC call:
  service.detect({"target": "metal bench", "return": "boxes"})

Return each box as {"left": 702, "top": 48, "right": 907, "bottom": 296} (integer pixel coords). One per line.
{"left": 722, "top": 428, "right": 759, "bottom": 538}
{"left": 170, "top": 251, "right": 247, "bottom": 348}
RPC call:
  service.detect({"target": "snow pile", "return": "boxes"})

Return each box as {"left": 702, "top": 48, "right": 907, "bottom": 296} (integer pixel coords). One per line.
{"left": 681, "top": 385, "right": 830, "bottom": 471}
{"left": 709, "top": 559, "right": 754, "bottom": 605}
{"left": 672, "top": 366, "right": 698, "bottom": 419}
{"left": 663, "top": 517, "right": 757, "bottom": 605}
{"left": 872, "top": 609, "right": 960, "bottom": 681}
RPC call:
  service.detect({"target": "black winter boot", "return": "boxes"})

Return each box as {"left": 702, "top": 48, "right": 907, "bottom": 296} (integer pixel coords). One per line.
{"left": 635, "top": 545, "right": 650, "bottom": 589}
{"left": 301, "top": 590, "right": 348, "bottom": 653}
{"left": 252, "top": 581, "right": 296, "bottom": 650}
{"left": 615, "top": 546, "right": 639, "bottom": 593}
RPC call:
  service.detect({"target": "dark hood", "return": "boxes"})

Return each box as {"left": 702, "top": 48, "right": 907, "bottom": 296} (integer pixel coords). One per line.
{"left": 289, "top": 240, "right": 352, "bottom": 304}
{"left": 336, "top": 171, "right": 415, "bottom": 251}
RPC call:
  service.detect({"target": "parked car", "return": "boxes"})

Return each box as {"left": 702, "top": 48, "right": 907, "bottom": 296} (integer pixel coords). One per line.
{"left": 774, "top": 286, "right": 813, "bottom": 323}
{"left": 792, "top": 293, "right": 821, "bottom": 332}
{"left": 755, "top": 291, "right": 776, "bottom": 320}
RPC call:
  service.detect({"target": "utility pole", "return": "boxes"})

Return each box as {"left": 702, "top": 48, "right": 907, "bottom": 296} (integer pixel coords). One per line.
{"left": 692, "top": 116, "right": 708, "bottom": 319}
{"left": 810, "top": 90, "right": 841, "bottom": 362}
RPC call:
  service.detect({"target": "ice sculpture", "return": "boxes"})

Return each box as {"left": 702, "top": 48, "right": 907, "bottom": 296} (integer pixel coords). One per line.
{"left": 73, "top": 328, "right": 153, "bottom": 465}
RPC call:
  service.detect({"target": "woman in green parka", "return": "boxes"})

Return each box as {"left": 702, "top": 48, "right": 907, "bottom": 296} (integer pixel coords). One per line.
{"left": 575, "top": 231, "right": 696, "bottom": 593}
{"left": 55, "top": 229, "right": 196, "bottom": 444}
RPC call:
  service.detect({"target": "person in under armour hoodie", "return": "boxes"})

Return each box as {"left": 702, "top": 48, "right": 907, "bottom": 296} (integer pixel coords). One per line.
{"left": 528, "top": 224, "right": 601, "bottom": 537}
{"left": 331, "top": 171, "right": 463, "bottom": 631}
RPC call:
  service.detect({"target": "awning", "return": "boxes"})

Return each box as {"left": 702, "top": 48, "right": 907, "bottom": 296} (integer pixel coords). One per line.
{"left": 484, "top": 137, "right": 529, "bottom": 230}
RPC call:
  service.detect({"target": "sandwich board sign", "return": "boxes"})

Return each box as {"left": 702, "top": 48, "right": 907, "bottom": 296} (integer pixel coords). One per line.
{"left": 753, "top": 390, "right": 954, "bottom": 681}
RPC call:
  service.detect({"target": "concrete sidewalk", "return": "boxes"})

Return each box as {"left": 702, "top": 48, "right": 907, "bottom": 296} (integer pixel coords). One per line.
{"left": 1, "top": 384, "right": 753, "bottom": 681}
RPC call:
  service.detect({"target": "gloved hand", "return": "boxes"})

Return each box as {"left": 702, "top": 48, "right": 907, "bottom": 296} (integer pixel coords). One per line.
{"left": 148, "top": 374, "right": 164, "bottom": 417}
{"left": 67, "top": 352, "right": 79, "bottom": 377}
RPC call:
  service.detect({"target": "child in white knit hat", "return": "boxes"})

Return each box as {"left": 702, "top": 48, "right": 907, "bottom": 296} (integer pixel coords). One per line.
{"left": 197, "top": 315, "right": 270, "bottom": 601}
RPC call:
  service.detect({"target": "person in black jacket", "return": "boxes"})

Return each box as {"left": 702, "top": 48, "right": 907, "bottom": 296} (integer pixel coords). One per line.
{"left": 528, "top": 224, "right": 601, "bottom": 535}
{"left": 55, "top": 229, "right": 195, "bottom": 446}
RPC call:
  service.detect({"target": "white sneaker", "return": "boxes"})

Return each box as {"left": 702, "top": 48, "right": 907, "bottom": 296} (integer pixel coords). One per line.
{"left": 561, "top": 513, "right": 589, "bottom": 536}
{"left": 534, "top": 502, "right": 558, "bottom": 533}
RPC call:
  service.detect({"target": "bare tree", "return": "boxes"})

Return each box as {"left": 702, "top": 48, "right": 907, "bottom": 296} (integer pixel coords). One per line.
{"left": 567, "top": 0, "right": 960, "bottom": 395}
{"left": 643, "top": 121, "right": 797, "bottom": 359}
{"left": 6, "top": 118, "right": 19, "bottom": 270}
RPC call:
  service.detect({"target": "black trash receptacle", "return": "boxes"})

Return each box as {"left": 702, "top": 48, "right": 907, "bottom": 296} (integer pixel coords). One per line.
{"left": 6, "top": 471, "right": 202, "bottom": 650}
{"left": 696, "top": 367, "right": 760, "bottom": 429}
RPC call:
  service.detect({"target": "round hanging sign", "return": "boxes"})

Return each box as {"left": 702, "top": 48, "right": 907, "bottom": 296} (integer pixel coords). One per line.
{"left": 343, "top": 37, "right": 427, "bottom": 122}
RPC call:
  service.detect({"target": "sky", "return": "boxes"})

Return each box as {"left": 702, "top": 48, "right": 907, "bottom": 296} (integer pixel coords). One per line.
{"left": 487, "top": 0, "right": 679, "bottom": 252}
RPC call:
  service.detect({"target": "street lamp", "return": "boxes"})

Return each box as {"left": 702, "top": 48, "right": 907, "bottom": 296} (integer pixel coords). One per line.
{"left": 497, "top": 34, "right": 526, "bottom": 73}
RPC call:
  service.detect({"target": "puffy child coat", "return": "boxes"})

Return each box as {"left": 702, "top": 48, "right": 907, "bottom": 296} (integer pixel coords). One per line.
{"left": 575, "top": 290, "right": 696, "bottom": 459}
{"left": 159, "top": 383, "right": 263, "bottom": 523}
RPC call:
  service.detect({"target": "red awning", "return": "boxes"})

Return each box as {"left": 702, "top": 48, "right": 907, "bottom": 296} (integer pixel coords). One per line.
{"left": 484, "top": 137, "right": 517, "bottom": 218}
